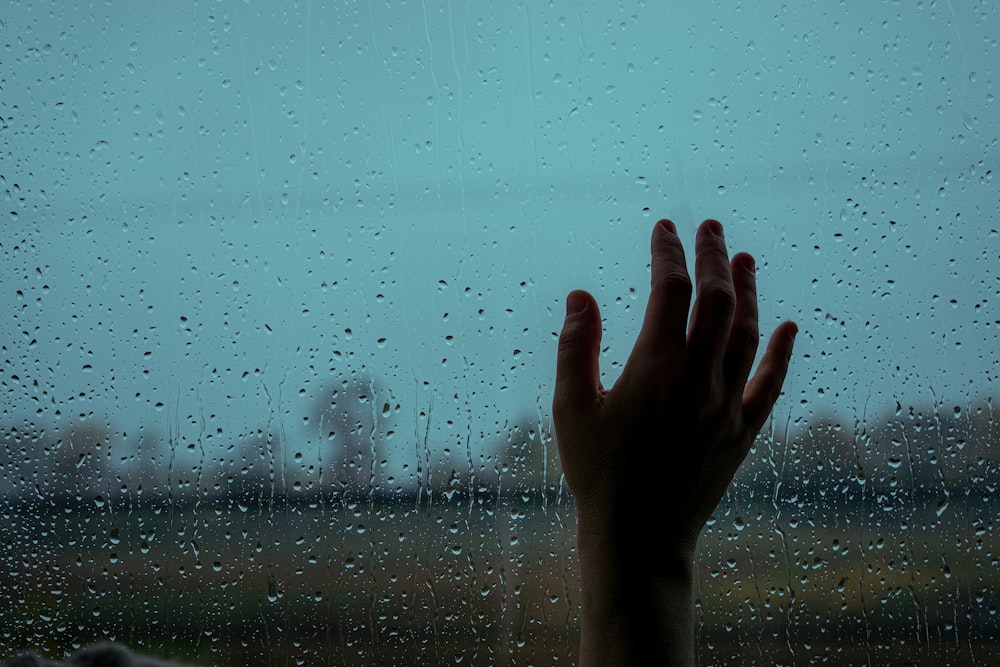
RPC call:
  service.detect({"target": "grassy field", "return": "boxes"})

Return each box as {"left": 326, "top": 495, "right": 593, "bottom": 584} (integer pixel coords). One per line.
{"left": 1, "top": 490, "right": 997, "bottom": 666}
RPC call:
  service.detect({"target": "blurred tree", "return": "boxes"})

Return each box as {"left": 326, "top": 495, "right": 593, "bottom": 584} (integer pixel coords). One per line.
{"left": 0, "top": 420, "right": 50, "bottom": 501}
{"left": 112, "top": 428, "right": 168, "bottom": 504}
{"left": 784, "top": 394, "right": 997, "bottom": 518}
{"left": 218, "top": 426, "right": 278, "bottom": 506}
{"left": 308, "top": 374, "right": 402, "bottom": 499}
{"left": 48, "top": 418, "right": 115, "bottom": 502}
{"left": 488, "top": 411, "right": 562, "bottom": 505}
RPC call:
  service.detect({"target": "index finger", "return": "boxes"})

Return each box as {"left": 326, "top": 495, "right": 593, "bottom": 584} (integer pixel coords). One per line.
{"left": 631, "top": 219, "right": 693, "bottom": 360}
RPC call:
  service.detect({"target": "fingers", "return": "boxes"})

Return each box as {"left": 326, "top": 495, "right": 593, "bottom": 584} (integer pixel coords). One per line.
{"left": 687, "top": 220, "right": 737, "bottom": 373}
{"left": 723, "top": 252, "right": 760, "bottom": 387}
{"left": 553, "top": 290, "right": 603, "bottom": 416}
{"left": 555, "top": 219, "right": 793, "bottom": 435}
{"left": 742, "top": 321, "right": 798, "bottom": 433}
{"left": 632, "top": 219, "right": 692, "bottom": 359}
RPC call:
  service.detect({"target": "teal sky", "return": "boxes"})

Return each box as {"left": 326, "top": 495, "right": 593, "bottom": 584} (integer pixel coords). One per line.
{"left": 2, "top": 1, "right": 997, "bottom": 480}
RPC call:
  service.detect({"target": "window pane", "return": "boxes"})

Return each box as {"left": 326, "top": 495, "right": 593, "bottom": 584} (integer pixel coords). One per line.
{"left": 1, "top": 1, "right": 996, "bottom": 664}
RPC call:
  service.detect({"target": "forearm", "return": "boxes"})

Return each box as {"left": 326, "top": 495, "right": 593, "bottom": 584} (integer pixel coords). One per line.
{"left": 577, "top": 530, "right": 697, "bottom": 666}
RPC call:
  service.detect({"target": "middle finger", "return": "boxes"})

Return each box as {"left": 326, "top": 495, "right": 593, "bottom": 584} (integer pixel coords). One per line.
{"left": 687, "top": 220, "right": 737, "bottom": 374}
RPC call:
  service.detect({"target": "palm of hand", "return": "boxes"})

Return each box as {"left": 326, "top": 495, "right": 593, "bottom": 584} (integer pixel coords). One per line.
{"left": 553, "top": 219, "right": 797, "bottom": 554}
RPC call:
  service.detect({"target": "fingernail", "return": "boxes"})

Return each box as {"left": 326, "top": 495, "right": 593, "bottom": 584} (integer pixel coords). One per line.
{"left": 566, "top": 291, "right": 587, "bottom": 315}
{"left": 704, "top": 219, "right": 723, "bottom": 236}
{"left": 657, "top": 219, "right": 676, "bottom": 235}
{"left": 789, "top": 322, "right": 798, "bottom": 341}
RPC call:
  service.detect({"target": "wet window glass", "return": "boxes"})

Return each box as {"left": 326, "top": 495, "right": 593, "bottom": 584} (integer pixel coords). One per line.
{"left": 1, "top": 2, "right": 996, "bottom": 664}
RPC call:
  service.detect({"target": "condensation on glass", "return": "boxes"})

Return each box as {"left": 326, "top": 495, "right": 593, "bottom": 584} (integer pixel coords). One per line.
{"left": 1, "top": 2, "right": 996, "bottom": 665}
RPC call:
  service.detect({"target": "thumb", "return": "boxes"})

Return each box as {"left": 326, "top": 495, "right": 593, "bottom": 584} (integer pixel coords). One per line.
{"left": 553, "top": 290, "right": 603, "bottom": 416}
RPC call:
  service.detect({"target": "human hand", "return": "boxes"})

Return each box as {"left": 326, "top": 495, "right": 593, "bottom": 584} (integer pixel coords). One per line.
{"left": 553, "top": 219, "right": 797, "bottom": 559}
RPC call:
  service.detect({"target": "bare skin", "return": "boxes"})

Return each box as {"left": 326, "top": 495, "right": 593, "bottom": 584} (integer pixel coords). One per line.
{"left": 553, "top": 218, "right": 797, "bottom": 665}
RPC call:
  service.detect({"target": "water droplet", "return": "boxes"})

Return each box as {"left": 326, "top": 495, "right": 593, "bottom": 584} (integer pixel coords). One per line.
{"left": 267, "top": 576, "right": 281, "bottom": 603}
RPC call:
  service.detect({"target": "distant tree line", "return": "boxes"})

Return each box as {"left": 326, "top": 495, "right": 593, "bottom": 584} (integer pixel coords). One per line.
{"left": 0, "top": 384, "right": 994, "bottom": 510}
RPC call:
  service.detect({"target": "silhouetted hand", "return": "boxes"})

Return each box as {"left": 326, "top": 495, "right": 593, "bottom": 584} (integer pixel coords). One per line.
{"left": 553, "top": 218, "right": 796, "bottom": 666}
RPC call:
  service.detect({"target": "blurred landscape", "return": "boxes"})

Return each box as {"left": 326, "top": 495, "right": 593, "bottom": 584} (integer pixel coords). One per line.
{"left": 2, "top": 1, "right": 997, "bottom": 664}
{"left": 1, "top": 391, "right": 995, "bottom": 666}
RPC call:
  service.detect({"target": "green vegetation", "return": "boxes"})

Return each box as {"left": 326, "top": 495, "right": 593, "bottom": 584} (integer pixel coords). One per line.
{"left": 1, "top": 394, "right": 995, "bottom": 664}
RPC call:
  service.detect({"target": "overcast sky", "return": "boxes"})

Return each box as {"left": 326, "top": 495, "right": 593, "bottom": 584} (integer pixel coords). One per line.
{"left": 2, "top": 1, "right": 996, "bottom": 479}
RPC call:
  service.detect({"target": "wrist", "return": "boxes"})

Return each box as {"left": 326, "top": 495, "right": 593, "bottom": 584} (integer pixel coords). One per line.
{"left": 576, "top": 506, "right": 700, "bottom": 570}
{"left": 577, "top": 529, "right": 696, "bottom": 585}
{"left": 576, "top": 527, "right": 697, "bottom": 666}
